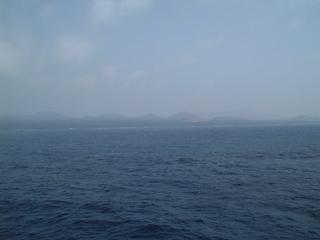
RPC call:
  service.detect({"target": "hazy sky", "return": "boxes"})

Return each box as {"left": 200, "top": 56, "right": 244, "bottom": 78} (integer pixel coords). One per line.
{"left": 1, "top": 0, "right": 319, "bottom": 118}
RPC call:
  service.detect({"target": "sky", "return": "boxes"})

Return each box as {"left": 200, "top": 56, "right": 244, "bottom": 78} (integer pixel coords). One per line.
{"left": 0, "top": 0, "right": 319, "bottom": 119}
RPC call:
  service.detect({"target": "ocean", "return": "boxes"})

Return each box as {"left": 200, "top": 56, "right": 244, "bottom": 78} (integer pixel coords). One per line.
{"left": 1, "top": 125, "right": 320, "bottom": 239}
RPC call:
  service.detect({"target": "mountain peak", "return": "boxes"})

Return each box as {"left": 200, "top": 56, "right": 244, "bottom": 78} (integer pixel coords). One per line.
{"left": 29, "top": 111, "right": 66, "bottom": 120}
{"left": 137, "top": 114, "right": 163, "bottom": 120}
{"left": 168, "top": 112, "right": 201, "bottom": 122}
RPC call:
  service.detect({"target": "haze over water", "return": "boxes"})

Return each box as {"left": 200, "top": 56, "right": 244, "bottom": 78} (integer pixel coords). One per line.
{"left": 1, "top": 1, "right": 320, "bottom": 240}
{"left": 1, "top": 0, "right": 320, "bottom": 118}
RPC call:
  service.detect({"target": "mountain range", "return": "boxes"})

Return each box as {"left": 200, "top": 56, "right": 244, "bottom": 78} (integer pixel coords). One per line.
{"left": 1, "top": 111, "right": 320, "bottom": 129}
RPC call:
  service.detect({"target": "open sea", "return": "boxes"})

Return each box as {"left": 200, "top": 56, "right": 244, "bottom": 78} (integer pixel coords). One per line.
{"left": 0, "top": 125, "right": 320, "bottom": 240}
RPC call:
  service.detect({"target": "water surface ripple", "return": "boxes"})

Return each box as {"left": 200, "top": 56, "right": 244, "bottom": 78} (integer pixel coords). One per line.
{"left": 1, "top": 126, "right": 320, "bottom": 239}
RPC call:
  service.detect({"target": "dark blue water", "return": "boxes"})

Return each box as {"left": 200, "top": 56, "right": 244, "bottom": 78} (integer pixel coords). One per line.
{"left": 1, "top": 126, "right": 320, "bottom": 240}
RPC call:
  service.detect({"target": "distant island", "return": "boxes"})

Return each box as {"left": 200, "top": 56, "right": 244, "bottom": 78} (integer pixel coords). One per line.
{"left": 1, "top": 111, "right": 320, "bottom": 129}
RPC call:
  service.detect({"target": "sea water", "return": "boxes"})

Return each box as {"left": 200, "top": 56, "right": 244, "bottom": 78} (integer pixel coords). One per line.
{"left": 1, "top": 125, "right": 320, "bottom": 239}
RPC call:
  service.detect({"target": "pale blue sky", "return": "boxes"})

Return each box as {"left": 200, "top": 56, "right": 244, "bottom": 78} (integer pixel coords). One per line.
{"left": 1, "top": 0, "right": 319, "bottom": 118}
